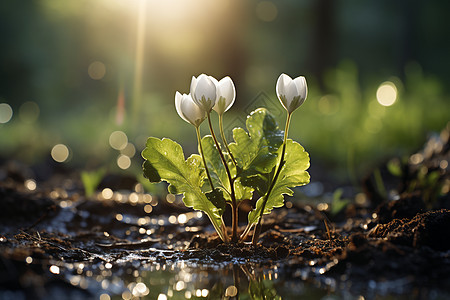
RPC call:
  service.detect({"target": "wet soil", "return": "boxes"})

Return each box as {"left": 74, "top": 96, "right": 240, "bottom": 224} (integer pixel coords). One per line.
{"left": 1, "top": 126, "right": 449, "bottom": 299}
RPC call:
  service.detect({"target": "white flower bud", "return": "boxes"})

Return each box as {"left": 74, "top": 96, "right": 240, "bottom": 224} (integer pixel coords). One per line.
{"left": 276, "top": 73, "right": 307, "bottom": 113}
{"left": 190, "top": 74, "right": 217, "bottom": 112}
{"left": 175, "top": 92, "right": 206, "bottom": 127}
{"left": 212, "top": 76, "right": 236, "bottom": 115}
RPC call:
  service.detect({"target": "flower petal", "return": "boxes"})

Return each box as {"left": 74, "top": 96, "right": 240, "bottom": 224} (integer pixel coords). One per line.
{"left": 286, "top": 81, "right": 299, "bottom": 103}
{"left": 276, "top": 73, "right": 292, "bottom": 110}
{"left": 175, "top": 91, "right": 189, "bottom": 123}
{"left": 184, "top": 94, "right": 206, "bottom": 127}
{"left": 213, "top": 76, "right": 236, "bottom": 114}
{"left": 191, "top": 74, "right": 217, "bottom": 111}
{"left": 276, "top": 74, "right": 308, "bottom": 113}
{"left": 175, "top": 92, "right": 206, "bottom": 127}
{"left": 190, "top": 76, "right": 198, "bottom": 100}
{"left": 293, "top": 76, "right": 307, "bottom": 100}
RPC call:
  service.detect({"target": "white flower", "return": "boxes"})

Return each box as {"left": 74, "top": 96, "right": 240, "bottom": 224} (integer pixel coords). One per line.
{"left": 276, "top": 73, "right": 308, "bottom": 113}
{"left": 190, "top": 74, "right": 217, "bottom": 112}
{"left": 175, "top": 92, "right": 206, "bottom": 127}
{"left": 212, "top": 76, "right": 236, "bottom": 115}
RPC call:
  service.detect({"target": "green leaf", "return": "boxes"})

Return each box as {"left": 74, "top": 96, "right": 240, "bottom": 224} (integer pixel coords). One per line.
{"left": 241, "top": 167, "right": 276, "bottom": 196}
{"left": 201, "top": 135, "right": 231, "bottom": 193}
{"left": 387, "top": 158, "right": 402, "bottom": 177}
{"left": 330, "top": 188, "right": 351, "bottom": 216}
{"left": 205, "top": 188, "right": 226, "bottom": 215}
{"left": 233, "top": 177, "right": 254, "bottom": 201}
{"left": 142, "top": 137, "right": 226, "bottom": 241}
{"left": 229, "top": 108, "right": 284, "bottom": 177}
{"left": 202, "top": 135, "right": 254, "bottom": 203}
{"left": 80, "top": 168, "right": 106, "bottom": 197}
{"left": 248, "top": 279, "right": 281, "bottom": 300}
{"left": 248, "top": 139, "right": 310, "bottom": 227}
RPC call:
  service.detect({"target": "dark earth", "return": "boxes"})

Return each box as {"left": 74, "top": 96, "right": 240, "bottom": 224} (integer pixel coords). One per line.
{"left": 1, "top": 125, "right": 449, "bottom": 299}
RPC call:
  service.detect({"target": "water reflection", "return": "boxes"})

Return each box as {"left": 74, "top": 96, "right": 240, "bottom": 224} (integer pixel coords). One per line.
{"left": 64, "top": 258, "right": 334, "bottom": 299}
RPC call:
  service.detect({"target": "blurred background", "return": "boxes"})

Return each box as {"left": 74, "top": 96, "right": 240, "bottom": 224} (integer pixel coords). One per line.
{"left": 1, "top": 0, "right": 449, "bottom": 184}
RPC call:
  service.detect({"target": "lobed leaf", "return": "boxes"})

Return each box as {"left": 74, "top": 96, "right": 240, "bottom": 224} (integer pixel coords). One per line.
{"left": 202, "top": 135, "right": 254, "bottom": 203}
{"left": 247, "top": 139, "right": 310, "bottom": 227}
{"left": 201, "top": 136, "right": 231, "bottom": 193}
{"left": 228, "top": 108, "right": 284, "bottom": 191}
{"left": 142, "top": 137, "right": 226, "bottom": 241}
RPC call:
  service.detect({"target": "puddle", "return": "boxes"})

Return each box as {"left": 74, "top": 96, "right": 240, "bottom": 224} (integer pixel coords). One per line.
{"left": 59, "top": 258, "right": 338, "bottom": 299}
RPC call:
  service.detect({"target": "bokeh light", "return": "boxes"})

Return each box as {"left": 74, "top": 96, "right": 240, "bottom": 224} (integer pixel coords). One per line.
{"left": 102, "top": 188, "right": 114, "bottom": 200}
{"left": 0, "top": 103, "right": 13, "bottom": 124}
{"left": 109, "top": 131, "right": 128, "bottom": 150}
{"left": 117, "top": 154, "right": 131, "bottom": 169}
{"left": 121, "top": 143, "right": 136, "bottom": 158}
{"left": 88, "top": 61, "right": 106, "bottom": 80}
{"left": 157, "top": 294, "right": 167, "bottom": 300}
{"left": 376, "top": 82, "right": 398, "bottom": 107}
{"left": 24, "top": 179, "right": 37, "bottom": 191}
{"left": 49, "top": 265, "right": 60, "bottom": 274}
{"left": 144, "top": 204, "right": 152, "bottom": 213}
{"left": 177, "top": 214, "right": 187, "bottom": 224}
{"left": 99, "top": 294, "right": 110, "bottom": 300}
{"left": 166, "top": 194, "right": 176, "bottom": 203}
{"left": 51, "top": 144, "right": 70, "bottom": 163}
{"left": 225, "top": 285, "right": 238, "bottom": 297}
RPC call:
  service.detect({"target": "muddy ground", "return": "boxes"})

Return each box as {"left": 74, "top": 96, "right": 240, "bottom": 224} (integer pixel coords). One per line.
{"left": 0, "top": 126, "right": 449, "bottom": 299}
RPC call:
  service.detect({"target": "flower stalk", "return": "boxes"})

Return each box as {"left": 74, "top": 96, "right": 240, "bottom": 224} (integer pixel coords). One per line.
{"left": 251, "top": 112, "right": 292, "bottom": 245}
{"left": 207, "top": 111, "right": 239, "bottom": 242}
{"left": 195, "top": 126, "right": 214, "bottom": 190}
{"left": 250, "top": 73, "right": 307, "bottom": 244}
{"left": 218, "top": 114, "right": 237, "bottom": 166}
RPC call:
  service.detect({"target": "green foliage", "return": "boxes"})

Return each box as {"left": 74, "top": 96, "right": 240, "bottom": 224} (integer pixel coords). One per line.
{"left": 247, "top": 139, "right": 310, "bottom": 227}
{"left": 228, "top": 108, "right": 285, "bottom": 200}
{"left": 142, "top": 108, "right": 310, "bottom": 243}
{"left": 80, "top": 168, "right": 105, "bottom": 197}
{"left": 201, "top": 136, "right": 232, "bottom": 193}
{"left": 142, "top": 137, "right": 226, "bottom": 241}
{"left": 386, "top": 153, "right": 447, "bottom": 209}
{"left": 229, "top": 108, "right": 284, "bottom": 175}
{"left": 387, "top": 158, "right": 403, "bottom": 177}
{"left": 294, "top": 61, "right": 450, "bottom": 179}
{"left": 248, "top": 279, "right": 282, "bottom": 300}
{"left": 201, "top": 135, "right": 254, "bottom": 203}
{"left": 330, "top": 188, "right": 351, "bottom": 216}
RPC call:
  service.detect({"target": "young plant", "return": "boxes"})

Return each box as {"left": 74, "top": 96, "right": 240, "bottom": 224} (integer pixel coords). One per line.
{"left": 142, "top": 73, "right": 310, "bottom": 244}
{"left": 81, "top": 168, "right": 106, "bottom": 197}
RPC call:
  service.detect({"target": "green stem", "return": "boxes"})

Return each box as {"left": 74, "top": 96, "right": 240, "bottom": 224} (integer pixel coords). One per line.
{"left": 195, "top": 126, "right": 214, "bottom": 190}
{"left": 251, "top": 112, "right": 292, "bottom": 245}
{"left": 218, "top": 114, "right": 237, "bottom": 167}
{"left": 207, "top": 111, "right": 238, "bottom": 242}
{"left": 239, "top": 223, "right": 253, "bottom": 241}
